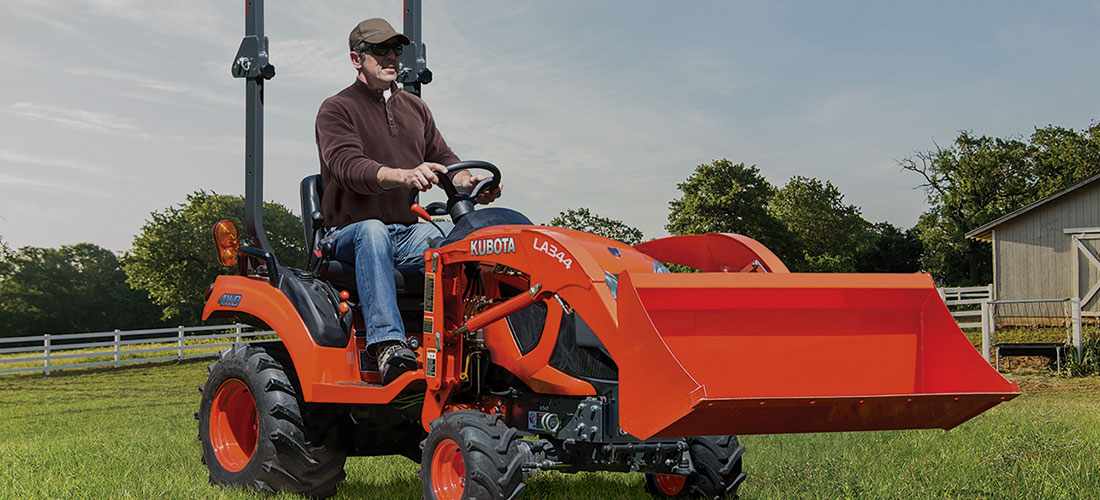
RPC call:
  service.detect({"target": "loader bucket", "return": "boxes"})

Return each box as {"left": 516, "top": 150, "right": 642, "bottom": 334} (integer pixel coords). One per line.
{"left": 613, "top": 271, "right": 1019, "bottom": 440}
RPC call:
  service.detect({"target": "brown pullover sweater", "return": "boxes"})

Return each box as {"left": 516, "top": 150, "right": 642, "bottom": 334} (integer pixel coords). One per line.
{"left": 315, "top": 79, "right": 459, "bottom": 226}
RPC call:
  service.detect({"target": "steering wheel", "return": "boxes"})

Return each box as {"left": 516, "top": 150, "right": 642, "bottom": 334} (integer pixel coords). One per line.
{"left": 408, "top": 160, "right": 501, "bottom": 223}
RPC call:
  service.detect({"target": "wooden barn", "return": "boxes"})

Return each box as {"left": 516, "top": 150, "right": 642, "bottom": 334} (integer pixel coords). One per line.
{"left": 966, "top": 173, "right": 1100, "bottom": 319}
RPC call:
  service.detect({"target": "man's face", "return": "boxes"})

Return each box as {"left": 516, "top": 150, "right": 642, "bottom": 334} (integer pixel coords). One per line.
{"left": 352, "top": 38, "right": 402, "bottom": 88}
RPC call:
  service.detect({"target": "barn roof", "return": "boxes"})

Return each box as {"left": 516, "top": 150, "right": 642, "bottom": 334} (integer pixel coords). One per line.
{"left": 966, "top": 172, "right": 1100, "bottom": 242}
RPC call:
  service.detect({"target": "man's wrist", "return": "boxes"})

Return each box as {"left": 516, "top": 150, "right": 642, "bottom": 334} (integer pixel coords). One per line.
{"left": 376, "top": 166, "right": 398, "bottom": 190}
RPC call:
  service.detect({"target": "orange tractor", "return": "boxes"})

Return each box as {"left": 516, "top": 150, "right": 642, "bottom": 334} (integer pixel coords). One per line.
{"left": 197, "top": 2, "right": 1019, "bottom": 499}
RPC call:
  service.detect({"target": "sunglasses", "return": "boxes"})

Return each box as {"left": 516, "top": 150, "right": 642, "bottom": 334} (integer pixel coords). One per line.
{"left": 359, "top": 43, "right": 404, "bottom": 57}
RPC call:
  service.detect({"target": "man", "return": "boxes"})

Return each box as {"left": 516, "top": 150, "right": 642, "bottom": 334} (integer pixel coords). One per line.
{"left": 315, "top": 18, "right": 501, "bottom": 384}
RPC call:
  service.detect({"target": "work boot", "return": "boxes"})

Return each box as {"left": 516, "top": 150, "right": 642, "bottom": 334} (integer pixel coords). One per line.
{"left": 377, "top": 341, "right": 417, "bottom": 385}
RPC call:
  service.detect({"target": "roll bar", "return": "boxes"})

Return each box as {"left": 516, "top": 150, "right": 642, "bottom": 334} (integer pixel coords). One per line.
{"left": 231, "top": 0, "right": 431, "bottom": 271}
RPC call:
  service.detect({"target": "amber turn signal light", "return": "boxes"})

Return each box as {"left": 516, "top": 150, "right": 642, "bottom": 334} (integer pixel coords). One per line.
{"left": 212, "top": 220, "right": 240, "bottom": 266}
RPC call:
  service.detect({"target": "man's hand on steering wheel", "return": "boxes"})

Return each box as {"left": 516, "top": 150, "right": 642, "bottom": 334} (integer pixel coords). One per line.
{"left": 378, "top": 162, "right": 448, "bottom": 191}
{"left": 454, "top": 170, "right": 503, "bottom": 204}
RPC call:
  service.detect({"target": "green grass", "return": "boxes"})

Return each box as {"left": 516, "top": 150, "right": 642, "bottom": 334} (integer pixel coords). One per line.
{"left": 0, "top": 361, "right": 1098, "bottom": 499}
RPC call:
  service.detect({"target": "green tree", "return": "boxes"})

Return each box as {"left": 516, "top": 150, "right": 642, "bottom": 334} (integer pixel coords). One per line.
{"left": 0, "top": 237, "right": 12, "bottom": 278}
{"left": 1030, "top": 124, "right": 1100, "bottom": 197}
{"left": 854, "top": 222, "right": 923, "bottom": 273}
{"left": 768, "top": 176, "right": 871, "bottom": 272}
{"left": 0, "top": 243, "right": 164, "bottom": 338}
{"left": 124, "top": 191, "right": 305, "bottom": 325}
{"left": 547, "top": 208, "right": 644, "bottom": 245}
{"left": 666, "top": 159, "right": 804, "bottom": 269}
{"left": 901, "top": 125, "right": 1100, "bottom": 284}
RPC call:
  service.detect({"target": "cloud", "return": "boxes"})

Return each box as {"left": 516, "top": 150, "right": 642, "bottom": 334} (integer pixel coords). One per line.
{"left": 0, "top": 148, "right": 112, "bottom": 175}
{"left": 0, "top": 173, "right": 53, "bottom": 188}
{"left": 62, "top": 68, "right": 239, "bottom": 109}
{"left": 77, "top": 0, "right": 232, "bottom": 43}
{"left": 8, "top": 102, "right": 141, "bottom": 134}
{"left": 5, "top": 102, "right": 238, "bottom": 155}
{"left": 269, "top": 38, "right": 349, "bottom": 87}
{"left": 4, "top": 2, "right": 83, "bottom": 37}
{"left": 0, "top": 173, "right": 119, "bottom": 199}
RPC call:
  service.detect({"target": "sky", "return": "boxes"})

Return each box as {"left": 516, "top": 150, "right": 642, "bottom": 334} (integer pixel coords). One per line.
{"left": 3, "top": 1, "right": 1100, "bottom": 253}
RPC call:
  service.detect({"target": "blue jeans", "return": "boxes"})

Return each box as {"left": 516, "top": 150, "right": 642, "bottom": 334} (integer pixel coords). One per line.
{"left": 325, "top": 220, "right": 452, "bottom": 349}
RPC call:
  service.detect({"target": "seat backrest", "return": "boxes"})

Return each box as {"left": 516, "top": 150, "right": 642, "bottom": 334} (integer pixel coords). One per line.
{"left": 300, "top": 174, "right": 325, "bottom": 269}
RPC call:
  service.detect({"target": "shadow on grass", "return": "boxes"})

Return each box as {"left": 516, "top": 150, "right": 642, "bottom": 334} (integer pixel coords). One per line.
{"left": 335, "top": 476, "right": 423, "bottom": 500}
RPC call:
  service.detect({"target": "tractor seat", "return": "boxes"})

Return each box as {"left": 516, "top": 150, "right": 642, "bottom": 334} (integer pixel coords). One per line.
{"left": 312, "top": 259, "right": 425, "bottom": 296}
{"left": 300, "top": 174, "right": 424, "bottom": 296}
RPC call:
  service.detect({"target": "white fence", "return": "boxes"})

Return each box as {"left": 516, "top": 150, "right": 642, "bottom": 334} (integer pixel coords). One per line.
{"left": 938, "top": 284, "right": 993, "bottom": 330}
{"left": 939, "top": 285, "right": 1086, "bottom": 365}
{"left": 0, "top": 324, "right": 273, "bottom": 376}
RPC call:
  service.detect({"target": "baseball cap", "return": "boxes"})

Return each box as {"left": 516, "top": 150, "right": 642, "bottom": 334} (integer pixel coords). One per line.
{"left": 349, "top": 18, "right": 411, "bottom": 50}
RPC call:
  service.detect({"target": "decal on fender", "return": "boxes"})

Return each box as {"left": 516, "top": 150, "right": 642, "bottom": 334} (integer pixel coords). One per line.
{"left": 470, "top": 237, "right": 516, "bottom": 256}
{"left": 217, "top": 293, "right": 242, "bottom": 307}
{"left": 533, "top": 237, "right": 573, "bottom": 269}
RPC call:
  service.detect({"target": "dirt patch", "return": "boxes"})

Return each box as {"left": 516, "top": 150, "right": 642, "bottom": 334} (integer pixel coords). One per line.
{"left": 1002, "top": 369, "right": 1100, "bottom": 395}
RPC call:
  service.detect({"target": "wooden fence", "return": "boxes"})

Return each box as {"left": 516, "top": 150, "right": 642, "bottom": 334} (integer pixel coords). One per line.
{"left": 0, "top": 324, "right": 273, "bottom": 376}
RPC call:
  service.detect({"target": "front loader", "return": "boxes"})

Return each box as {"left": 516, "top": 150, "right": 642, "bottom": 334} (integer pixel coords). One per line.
{"left": 196, "top": 2, "right": 1019, "bottom": 499}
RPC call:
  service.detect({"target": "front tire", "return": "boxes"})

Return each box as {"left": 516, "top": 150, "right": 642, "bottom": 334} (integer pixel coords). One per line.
{"left": 420, "top": 411, "right": 530, "bottom": 500}
{"left": 198, "top": 344, "right": 347, "bottom": 498}
{"left": 644, "top": 435, "right": 746, "bottom": 499}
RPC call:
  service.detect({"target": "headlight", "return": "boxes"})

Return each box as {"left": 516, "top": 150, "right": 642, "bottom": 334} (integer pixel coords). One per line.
{"left": 604, "top": 271, "right": 618, "bottom": 299}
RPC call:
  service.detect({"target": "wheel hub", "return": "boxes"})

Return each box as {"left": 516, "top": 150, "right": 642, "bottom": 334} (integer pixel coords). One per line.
{"left": 209, "top": 378, "right": 258, "bottom": 472}
{"left": 431, "top": 438, "right": 465, "bottom": 500}
{"left": 654, "top": 473, "right": 687, "bottom": 496}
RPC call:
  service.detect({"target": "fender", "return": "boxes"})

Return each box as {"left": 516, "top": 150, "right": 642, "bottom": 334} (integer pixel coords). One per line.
{"left": 203, "top": 274, "right": 424, "bottom": 403}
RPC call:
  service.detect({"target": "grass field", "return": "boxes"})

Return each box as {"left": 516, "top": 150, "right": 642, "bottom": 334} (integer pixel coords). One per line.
{"left": 0, "top": 360, "right": 1098, "bottom": 500}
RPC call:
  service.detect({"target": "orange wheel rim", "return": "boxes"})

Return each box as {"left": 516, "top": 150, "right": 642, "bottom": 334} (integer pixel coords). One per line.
{"left": 654, "top": 474, "right": 687, "bottom": 496}
{"left": 209, "top": 378, "right": 258, "bottom": 472}
{"left": 431, "top": 438, "right": 465, "bottom": 500}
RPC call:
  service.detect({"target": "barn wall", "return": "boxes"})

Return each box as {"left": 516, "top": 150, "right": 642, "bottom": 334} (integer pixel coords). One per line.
{"left": 993, "top": 181, "right": 1100, "bottom": 312}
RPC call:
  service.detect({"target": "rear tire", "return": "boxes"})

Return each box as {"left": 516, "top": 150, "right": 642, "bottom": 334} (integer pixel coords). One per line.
{"left": 420, "top": 411, "right": 530, "bottom": 500}
{"left": 644, "top": 435, "right": 746, "bottom": 499}
{"left": 198, "top": 344, "right": 347, "bottom": 498}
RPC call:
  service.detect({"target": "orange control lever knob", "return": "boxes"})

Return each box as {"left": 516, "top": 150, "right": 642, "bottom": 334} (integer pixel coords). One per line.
{"left": 411, "top": 203, "right": 432, "bottom": 222}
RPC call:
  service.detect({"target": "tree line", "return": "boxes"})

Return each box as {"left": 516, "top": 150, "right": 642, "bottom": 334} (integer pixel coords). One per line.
{"left": 552, "top": 161, "right": 922, "bottom": 274}
{"left": 3, "top": 124, "right": 1098, "bottom": 338}
{"left": 554, "top": 123, "right": 1100, "bottom": 282}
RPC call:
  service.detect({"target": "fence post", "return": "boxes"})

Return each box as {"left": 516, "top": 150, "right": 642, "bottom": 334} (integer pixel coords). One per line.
{"left": 980, "top": 301, "right": 991, "bottom": 363}
{"left": 938, "top": 287, "right": 947, "bottom": 304}
{"left": 114, "top": 329, "right": 120, "bottom": 368}
{"left": 235, "top": 323, "right": 242, "bottom": 345}
{"left": 1072, "top": 297, "right": 1082, "bottom": 358}
{"left": 178, "top": 325, "right": 185, "bottom": 360}
{"left": 44, "top": 334, "right": 51, "bottom": 376}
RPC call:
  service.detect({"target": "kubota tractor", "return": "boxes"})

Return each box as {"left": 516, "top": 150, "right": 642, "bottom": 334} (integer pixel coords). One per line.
{"left": 196, "top": 2, "right": 1020, "bottom": 499}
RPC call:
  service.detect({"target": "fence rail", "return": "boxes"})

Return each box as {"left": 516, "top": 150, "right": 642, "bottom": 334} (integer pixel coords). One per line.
{"left": 0, "top": 324, "right": 274, "bottom": 376}
{"left": 939, "top": 284, "right": 992, "bottom": 329}
{"left": 938, "top": 285, "right": 1086, "bottom": 367}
